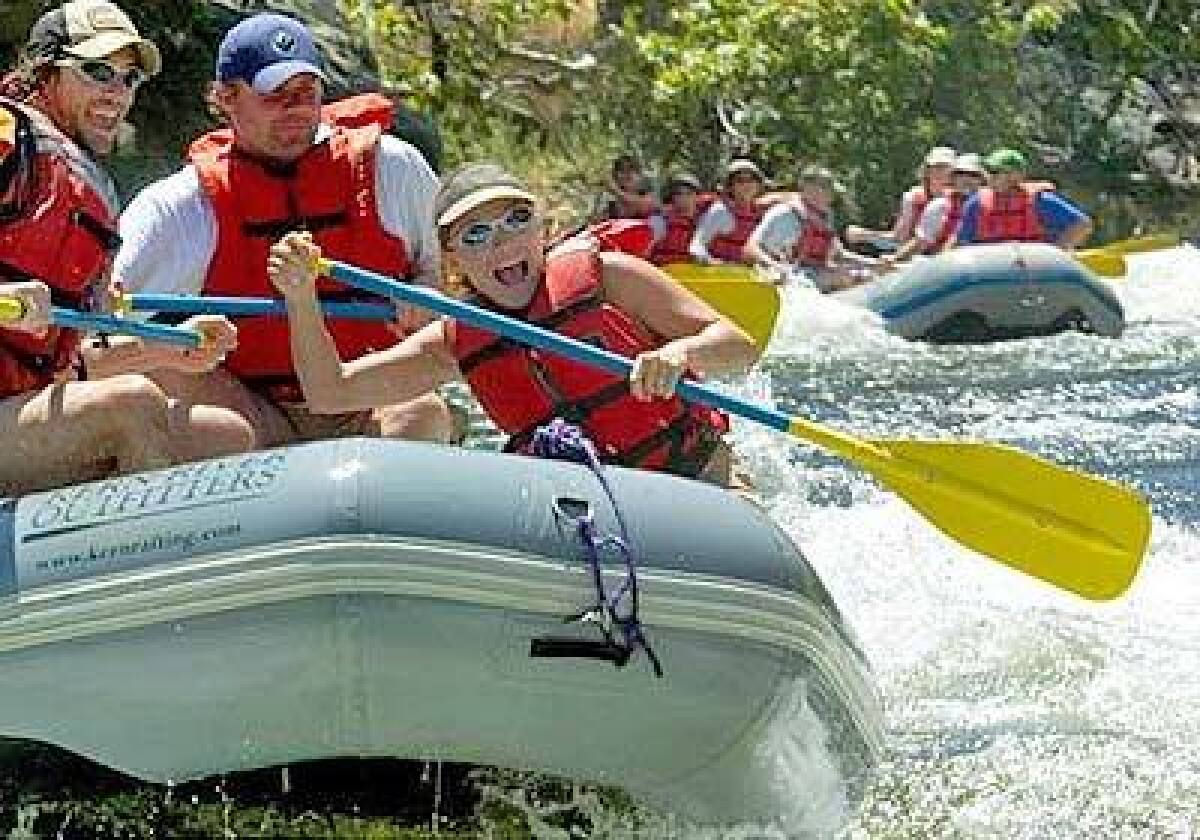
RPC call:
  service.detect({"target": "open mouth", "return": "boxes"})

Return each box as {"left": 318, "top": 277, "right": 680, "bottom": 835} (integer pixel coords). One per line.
{"left": 493, "top": 260, "right": 530, "bottom": 287}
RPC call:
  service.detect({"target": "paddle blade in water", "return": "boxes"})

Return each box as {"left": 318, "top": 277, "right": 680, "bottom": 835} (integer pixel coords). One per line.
{"left": 859, "top": 438, "right": 1151, "bottom": 601}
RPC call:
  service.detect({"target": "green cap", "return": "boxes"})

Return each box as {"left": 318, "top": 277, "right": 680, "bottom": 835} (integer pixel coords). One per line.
{"left": 984, "top": 148, "right": 1028, "bottom": 173}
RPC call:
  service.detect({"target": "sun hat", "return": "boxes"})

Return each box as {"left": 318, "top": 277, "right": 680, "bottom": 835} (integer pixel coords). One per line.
{"left": 924, "top": 146, "right": 958, "bottom": 167}
{"left": 25, "top": 0, "right": 161, "bottom": 77}
{"left": 724, "top": 159, "right": 765, "bottom": 183}
{"left": 952, "top": 153, "right": 986, "bottom": 176}
{"left": 435, "top": 163, "right": 536, "bottom": 229}
{"left": 216, "top": 13, "right": 327, "bottom": 94}
{"left": 663, "top": 171, "right": 702, "bottom": 201}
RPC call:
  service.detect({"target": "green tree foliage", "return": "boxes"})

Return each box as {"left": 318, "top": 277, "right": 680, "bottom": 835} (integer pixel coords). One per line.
{"left": 596, "top": 0, "right": 1039, "bottom": 221}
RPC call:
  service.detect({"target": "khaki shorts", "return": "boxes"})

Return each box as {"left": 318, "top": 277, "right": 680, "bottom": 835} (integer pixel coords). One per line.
{"left": 274, "top": 402, "right": 381, "bottom": 443}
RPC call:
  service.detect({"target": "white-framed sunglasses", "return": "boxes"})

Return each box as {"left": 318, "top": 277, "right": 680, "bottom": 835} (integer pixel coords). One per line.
{"left": 458, "top": 203, "right": 535, "bottom": 249}
{"left": 58, "top": 58, "right": 148, "bottom": 91}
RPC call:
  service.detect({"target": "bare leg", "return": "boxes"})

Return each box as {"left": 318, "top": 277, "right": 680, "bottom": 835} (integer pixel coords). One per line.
{"left": 0, "top": 375, "right": 175, "bottom": 496}
{"left": 150, "top": 368, "right": 462, "bottom": 448}
{"left": 148, "top": 368, "right": 292, "bottom": 451}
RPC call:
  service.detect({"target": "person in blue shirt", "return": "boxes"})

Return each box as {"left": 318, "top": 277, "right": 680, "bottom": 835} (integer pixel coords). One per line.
{"left": 953, "top": 148, "right": 1093, "bottom": 250}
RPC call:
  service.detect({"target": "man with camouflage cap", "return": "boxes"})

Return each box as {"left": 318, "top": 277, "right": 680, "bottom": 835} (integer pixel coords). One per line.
{"left": 0, "top": 1, "right": 241, "bottom": 495}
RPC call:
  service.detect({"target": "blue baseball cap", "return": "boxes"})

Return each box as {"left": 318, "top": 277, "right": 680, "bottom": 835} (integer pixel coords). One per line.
{"left": 216, "top": 13, "right": 326, "bottom": 94}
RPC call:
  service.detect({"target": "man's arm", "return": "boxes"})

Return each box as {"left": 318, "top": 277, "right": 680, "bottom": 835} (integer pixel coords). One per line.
{"left": 885, "top": 198, "right": 948, "bottom": 264}
{"left": 743, "top": 205, "right": 799, "bottom": 275}
{"left": 376, "top": 135, "right": 441, "bottom": 288}
{"left": 688, "top": 202, "right": 734, "bottom": 264}
{"left": 86, "top": 167, "right": 222, "bottom": 379}
{"left": 1036, "top": 192, "right": 1093, "bottom": 250}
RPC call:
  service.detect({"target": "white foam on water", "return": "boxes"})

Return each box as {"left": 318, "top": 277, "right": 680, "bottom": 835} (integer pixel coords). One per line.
{"left": 727, "top": 245, "right": 1200, "bottom": 836}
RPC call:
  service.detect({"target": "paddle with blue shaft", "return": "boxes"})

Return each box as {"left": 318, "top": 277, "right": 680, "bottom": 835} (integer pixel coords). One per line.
{"left": 0, "top": 297, "right": 202, "bottom": 347}
{"left": 315, "top": 257, "right": 1151, "bottom": 601}
{"left": 119, "top": 285, "right": 781, "bottom": 352}
{"left": 118, "top": 293, "right": 395, "bottom": 322}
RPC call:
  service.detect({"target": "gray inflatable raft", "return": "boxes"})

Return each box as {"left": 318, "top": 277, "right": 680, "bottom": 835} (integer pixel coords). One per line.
{"left": 0, "top": 439, "right": 882, "bottom": 826}
{"left": 836, "top": 243, "right": 1125, "bottom": 342}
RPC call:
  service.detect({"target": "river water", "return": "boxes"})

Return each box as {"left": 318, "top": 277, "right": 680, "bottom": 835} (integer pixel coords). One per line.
{"left": 722, "top": 245, "right": 1199, "bottom": 839}
{"left": 8, "top": 249, "right": 1196, "bottom": 838}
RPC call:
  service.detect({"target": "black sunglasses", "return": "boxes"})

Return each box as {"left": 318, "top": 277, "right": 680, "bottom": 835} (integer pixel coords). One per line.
{"left": 60, "top": 58, "right": 147, "bottom": 91}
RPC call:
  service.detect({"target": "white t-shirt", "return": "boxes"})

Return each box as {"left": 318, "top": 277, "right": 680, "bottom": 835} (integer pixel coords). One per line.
{"left": 914, "top": 195, "right": 953, "bottom": 244}
{"left": 746, "top": 203, "right": 803, "bottom": 259}
{"left": 114, "top": 127, "right": 440, "bottom": 296}
{"left": 688, "top": 201, "right": 736, "bottom": 262}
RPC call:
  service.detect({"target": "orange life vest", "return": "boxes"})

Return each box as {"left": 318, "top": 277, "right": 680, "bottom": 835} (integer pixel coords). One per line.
{"left": 707, "top": 199, "right": 765, "bottom": 263}
{"left": 649, "top": 193, "right": 715, "bottom": 266}
{"left": 975, "top": 182, "right": 1056, "bottom": 244}
{"left": 189, "top": 93, "right": 411, "bottom": 401}
{"left": 449, "top": 243, "right": 729, "bottom": 477}
{"left": 0, "top": 99, "right": 119, "bottom": 399}
{"left": 790, "top": 199, "right": 836, "bottom": 266}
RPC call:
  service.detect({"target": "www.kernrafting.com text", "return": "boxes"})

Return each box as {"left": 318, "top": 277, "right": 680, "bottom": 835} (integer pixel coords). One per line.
{"left": 36, "top": 522, "right": 243, "bottom": 572}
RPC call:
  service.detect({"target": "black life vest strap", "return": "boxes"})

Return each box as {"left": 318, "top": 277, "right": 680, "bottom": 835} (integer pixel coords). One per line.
{"left": 458, "top": 292, "right": 601, "bottom": 377}
{"left": 242, "top": 211, "right": 350, "bottom": 241}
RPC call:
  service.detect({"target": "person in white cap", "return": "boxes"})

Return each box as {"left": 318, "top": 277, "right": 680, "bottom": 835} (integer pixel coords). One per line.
{"left": 846, "top": 145, "right": 957, "bottom": 249}
{"left": 744, "top": 166, "right": 884, "bottom": 291}
{"left": 0, "top": 1, "right": 242, "bottom": 495}
{"left": 689, "top": 159, "right": 769, "bottom": 265}
{"left": 109, "top": 12, "right": 460, "bottom": 452}
{"left": 266, "top": 163, "right": 761, "bottom": 486}
{"left": 882, "top": 152, "right": 987, "bottom": 264}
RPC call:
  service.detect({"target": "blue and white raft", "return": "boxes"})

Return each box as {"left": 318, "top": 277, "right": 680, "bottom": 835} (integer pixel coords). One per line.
{"left": 836, "top": 243, "right": 1125, "bottom": 342}
{"left": 0, "top": 439, "right": 882, "bottom": 826}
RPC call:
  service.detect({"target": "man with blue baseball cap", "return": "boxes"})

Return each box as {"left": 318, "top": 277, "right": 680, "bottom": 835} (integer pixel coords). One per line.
{"left": 215, "top": 13, "right": 327, "bottom": 95}
{"left": 109, "top": 12, "right": 460, "bottom": 451}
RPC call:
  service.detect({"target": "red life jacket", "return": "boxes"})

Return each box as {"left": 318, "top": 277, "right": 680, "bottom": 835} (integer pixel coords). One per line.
{"left": 707, "top": 199, "right": 765, "bottom": 263}
{"left": 0, "top": 100, "right": 120, "bottom": 399}
{"left": 449, "top": 243, "right": 729, "bottom": 477}
{"left": 583, "top": 217, "right": 654, "bottom": 259}
{"left": 649, "top": 193, "right": 715, "bottom": 266}
{"left": 925, "top": 190, "right": 968, "bottom": 253}
{"left": 975, "top": 182, "right": 1056, "bottom": 244}
{"left": 790, "top": 199, "right": 836, "bottom": 267}
{"left": 189, "top": 93, "right": 411, "bottom": 400}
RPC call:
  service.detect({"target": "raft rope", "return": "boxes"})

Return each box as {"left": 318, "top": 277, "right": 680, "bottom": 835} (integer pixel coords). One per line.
{"left": 528, "top": 418, "right": 663, "bottom": 678}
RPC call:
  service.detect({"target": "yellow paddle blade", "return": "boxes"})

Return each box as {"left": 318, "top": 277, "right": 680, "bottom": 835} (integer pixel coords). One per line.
{"left": 1078, "top": 233, "right": 1180, "bottom": 280}
{"left": 678, "top": 278, "right": 779, "bottom": 351}
{"left": 660, "top": 262, "right": 779, "bottom": 349}
{"left": 792, "top": 423, "right": 1150, "bottom": 600}
{"left": 662, "top": 262, "right": 760, "bottom": 283}
{"left": 1076, "top": 250, "right": 1126, "bottom": 277}
{"left": 1088, "top": 233, "right": 1179, "bottom": 257}
{"left": 0, "top": 298, "right": 24, "bottom": 322}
